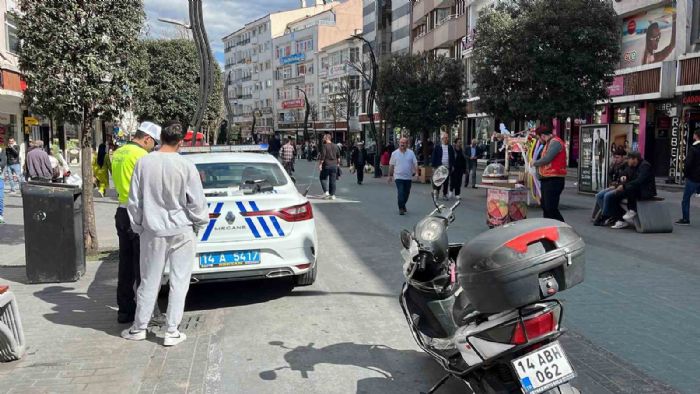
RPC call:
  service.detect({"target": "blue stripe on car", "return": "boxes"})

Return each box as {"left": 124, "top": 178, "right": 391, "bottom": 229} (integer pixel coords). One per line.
{"left": 269, "top": 217, "right": 285, "bottom": 236}
{"left": 256, "top": 217, "right": 273, "bottom": 237}
{"left": 201, "top": 202, "right": 224, "bottom": 241}
{"left": 236, "top": 201, "right": 262, "bottom": 238}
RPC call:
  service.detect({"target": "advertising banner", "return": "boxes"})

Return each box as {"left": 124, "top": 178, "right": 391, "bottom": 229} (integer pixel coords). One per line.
{"left": 282, "top": 98, "right": 305, "bottom": 109}
{"left": 486, "top": 189, "right": 528, "bottom": 228}
{"left": 579, "top": 125, "right": 610, "bottom": 194}
{"left": 607, "top": 76, "right": 624, "bottom": 97}
{"left": 280, "top": 53, "right": 305, "bottom": 65}
{"left": 620, "top": 4, "right": 676, "bottom": 69}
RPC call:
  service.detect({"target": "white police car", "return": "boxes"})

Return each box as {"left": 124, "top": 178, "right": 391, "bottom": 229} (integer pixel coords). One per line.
{"left": 164, "top": 145, "right": 317, "bottom": 287}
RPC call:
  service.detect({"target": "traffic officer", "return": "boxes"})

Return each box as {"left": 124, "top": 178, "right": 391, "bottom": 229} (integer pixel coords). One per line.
{"left": 111, "top": 121, "right": 161, "bottom": 324}
{"left": 533, "top": 126, "right": 567, "bottom": 222}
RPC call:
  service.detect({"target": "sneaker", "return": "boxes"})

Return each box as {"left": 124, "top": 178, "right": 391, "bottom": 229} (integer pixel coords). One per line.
{"left": 330, "top": 195, "right": 336, "bottom": 200}
{"left": 399, "top": 210, "right": 405, "bottom": 215}
{"left": 611, "top": 220, "right": 630, "bottom": 229}
{"left": 675, "top": 219, "right": 690, "bottom": 226}
{"left": 603, "top": 217, "right": 616, "bottom": 226}
{"left": 121, "top": 327, "right": 146, "bottom": 341}
{"left": 622, "top": 210, "right": 637, "bottom": 222}
{"left": 456, "top": 195, "right": 461, "bottom": 200}
{"left": 593, "top": 216, "right": 606, "bottom": 226}
{"left": 324, "top": 191, "right": 330, "bottom": 197}
{"left": 163, "top": 331, "right": 187, "bottom": 347}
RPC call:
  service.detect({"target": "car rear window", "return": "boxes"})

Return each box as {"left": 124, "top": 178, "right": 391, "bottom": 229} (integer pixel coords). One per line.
{"left": 195, "top": 162, "right": 288, "bottom": 189}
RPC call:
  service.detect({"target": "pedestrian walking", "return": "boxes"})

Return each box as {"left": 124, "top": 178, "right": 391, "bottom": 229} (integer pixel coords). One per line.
{"left": 318, "top": 132, "right": 340, "bottom": 200}
{"left": 465, "top": 139, "right": 483, "bottom": 188}
{"left": 532, "top": 126, "right": 567, "bottom": 222}
{"left": 388, "top": 137, "right": 417, "bottom": 215}
{"left": 431, "top": 133, "right": 455, "bottom": 200}
{"left": 25, "top": 140, "right": 53, "bottom": 181}
{"left": 122, "top": 120, "right": 209, "bottom": 346}
{"left": 5, "top": 138, "right": 21, "bottom": 193}
{"left": 351, "top": 141, "right": 368, "bottom": 185}
{"left": 450, "top": 138, "right": 467, "bottom": 199}
{"left": 676, "top": 129, "right": 700, "bottom": 225}
{"left": 91, "top": 143, "right": 111, "bottom": 196}
{"left": 280, "top": 137, "right": 295, "bottom": 175}
{"left": 111, "top": 121, "right": 160, "bottom": 324}
{"left": 268, "top": 133, "right": 281, "bottom": 159}
{"left": 0, "top": 145, "right": 6, "bottom": 224}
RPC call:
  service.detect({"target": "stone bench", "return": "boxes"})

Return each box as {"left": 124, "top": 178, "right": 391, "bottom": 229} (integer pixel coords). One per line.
{"left": 0, "top": 286, "right": 25, "bottom": 362}
{"left": 632, "top": 197, "right": 673, "bottom": 234}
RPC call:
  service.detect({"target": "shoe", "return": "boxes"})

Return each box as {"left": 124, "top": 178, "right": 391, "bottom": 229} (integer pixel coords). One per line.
{"left": 603, "top": 217, "right": 616, "bottom": 226}
{"left": 163, "top": 331, "right": 187, "bottom": 347}
{"left": 0, "top": 216, "right": 4, "bottom": 224}
{"left": 472, "top": 186, "right": 477, "bottom": 189}
{"left": 622, "top": 210, "right": 637, "bottom": 222}
{"left": 675, "top": 219, "right": 690, "bottom": 226}
{"left": 324, "top": 191, "right": 330, "bottom": 197}
{"left": 117, "top": 313, "right": 135, "bottom": 324}
{"left": 331, "top": 195, "right": 336, "bottom": 200}
{"left": 456, "top": 195, "right": 461, "bottom": 200}
{"left": 611, "top": 220, "right": 629, "bottom": 229}
{"left": 399, "top": 210, "right": 405, "bottom": 215}
{"left": 593, "top": 217, "right": 606, "bottom": 226}
{"left": 121, "top": 327, "right": 146, "bottom": 341}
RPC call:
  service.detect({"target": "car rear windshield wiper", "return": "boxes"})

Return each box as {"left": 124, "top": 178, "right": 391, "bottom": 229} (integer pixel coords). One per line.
{"left": 241, "top": 179, "right": 274, "bottom": 195}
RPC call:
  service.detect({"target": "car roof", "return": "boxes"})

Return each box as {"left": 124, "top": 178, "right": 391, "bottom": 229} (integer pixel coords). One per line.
{"left": 184, "top": 152, "right": 279, "bottom": 165}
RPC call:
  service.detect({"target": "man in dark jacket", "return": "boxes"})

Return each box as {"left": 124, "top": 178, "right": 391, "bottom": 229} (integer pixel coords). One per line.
{"left": 465, "top": 138, "right": 484, "bottom": 188}
{"left": 26, "top": 140, "right": 53, "bottom": 181}
{"left": 431, "top": 133, "right": 455, "bottom": 200}
{"left": 605, "top": 151, "right": 656, "bottom": 229}
{"left": 268, "top": 133, "right": 281, "bottom": 158}
{"left": 350, "top": 142, "right": 368, "bottom": 185}
{"left": 593, "top": 148, "right": 628, "bottom": 225}
{"left": 450, "top": 138, "right": 467, "bottom": 199}
{"left": 676, "top": 130, "right": 700, "bottom": 225}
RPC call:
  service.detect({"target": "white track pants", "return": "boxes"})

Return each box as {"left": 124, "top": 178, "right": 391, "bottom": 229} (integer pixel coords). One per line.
{"left": 133, "top": 230, "right": 196, "bottom": 333}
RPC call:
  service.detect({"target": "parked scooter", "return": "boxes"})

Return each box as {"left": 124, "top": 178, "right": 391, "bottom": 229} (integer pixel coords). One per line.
{"left": 399, "top": 166, "right": 584, "bottom": 394}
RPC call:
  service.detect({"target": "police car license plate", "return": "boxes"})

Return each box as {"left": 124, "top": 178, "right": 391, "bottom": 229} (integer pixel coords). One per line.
{"left": 511, "top": 341, "right": 575, "bottom": 394}
{"left": 199, "top": 250, "right": 261, "bottom": 268}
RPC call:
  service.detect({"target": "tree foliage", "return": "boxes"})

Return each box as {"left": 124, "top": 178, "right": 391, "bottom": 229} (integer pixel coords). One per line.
{"left": 132, "top": 39, "right": 223, "bottom": 132}
{"left": 378, "top": 52, "right": 465, "bottom": 156}
{"left": 16, "top": 0, "right": 144, "bottom": 253}
{"left": 473, "top": 0, "right": 620, "bottom": 122}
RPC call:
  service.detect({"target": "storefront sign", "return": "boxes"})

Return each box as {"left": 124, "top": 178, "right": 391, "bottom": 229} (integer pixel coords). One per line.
{"left": 327, "top": 64, "right": 347, "bottom": 78}
{"left": 282, "top": 99, "right": 305, "bottom": 109}
{"left": 668, "top": 116, "right": 688, "bottom": 184}
{"left": 607, "top": 76, "right": 624, "bottom": 97}
{"left": 578, "top": 125, "right": 610, "bottom": 194}
{"left": 620, "top": 4, "right": 676, "bottom": 68}
{"left": 0, "top": 113, "right": 11, "bottom": 124}
{"left": 280, "top": 53, "right": 305, "bottom": 65}
{"left": 283, "top": 76, "right": 305, "bottom": 87}
{"left": 682, "top": 95, "right": 700, "bottom": 105}
{"left": 24, "top": 116, "right": 39, "bottom": 126}
{"left": 656, "top": 101, "right": 677, "bottom": 116}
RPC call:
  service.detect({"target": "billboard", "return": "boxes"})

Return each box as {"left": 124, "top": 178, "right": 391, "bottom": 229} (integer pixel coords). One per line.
{"left": 280, "top": 53, "right": 305, "bottom": 65}
{"left": 282, "top": 98, "right": 305, "bottom": 109}
{"left": 620, "top": 4, "right": 676, "bottom": 68}
{"left": 579, "top": 125, "right": 610, "bottom": 194}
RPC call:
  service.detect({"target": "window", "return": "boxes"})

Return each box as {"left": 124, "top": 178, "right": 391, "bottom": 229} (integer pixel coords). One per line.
{"left": 282, "top": 66, "right": 292, "bottom": 79}
{"left": 5, "top": 14, "right": 18, "bottom": 54}
{"left": 350, "top": 47, "right": 360, "bottom": 63}
{"left": 297, "top": 63, "right": 306, "bottom": 76}
{"left": 693, "top": 0, "right": 700, "bottom": 44}
{"left": 296, "top": 38, "right": 314, "bottom": 53}
{"left": 349, "top": 101, "right": 359, "bottom": 117}
{"left": 348, "top": 75, "right": 360, "bottom": 90}
{"left": 195, "top": 162, "right": 288, "bottom": 189}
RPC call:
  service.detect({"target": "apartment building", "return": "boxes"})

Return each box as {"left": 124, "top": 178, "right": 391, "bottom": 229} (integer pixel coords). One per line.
{"left": 0, "top": 0, "right": 23, "bottom": 146}
{"left": 391, "top": 0, "right": 411, "bottom": 54}
{"left": 272, "top": 0, "right": 362, "bottom": 141}
{"left": 411, "top": 0, "right": 468, "bottom": 139}
{"left": 222, "top": 3, "right": 335, "bottom": 141}
{"left": 317, "top": 38, "right": 363, "bottom": 142}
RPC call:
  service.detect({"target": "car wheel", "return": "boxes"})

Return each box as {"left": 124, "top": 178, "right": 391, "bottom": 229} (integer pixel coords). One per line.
{"left": 293, "top": 264, "right": 317, "bottom": 286}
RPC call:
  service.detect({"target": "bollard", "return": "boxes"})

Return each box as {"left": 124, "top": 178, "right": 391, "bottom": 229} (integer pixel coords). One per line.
{"left": 0, "top": 285, "right": 26, "bottom": 362}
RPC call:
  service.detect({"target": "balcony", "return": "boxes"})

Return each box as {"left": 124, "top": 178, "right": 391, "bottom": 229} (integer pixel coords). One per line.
{"left": 412, "top": 0, "right": 457, "bottom": 25}
{"left": 678, "top": 53, "right": 700, "bottom": 92}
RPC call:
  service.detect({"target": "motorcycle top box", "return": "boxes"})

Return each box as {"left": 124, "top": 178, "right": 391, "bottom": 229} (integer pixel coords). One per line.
{"left": 457, "top": 219, "right": 585, "bottom": 314}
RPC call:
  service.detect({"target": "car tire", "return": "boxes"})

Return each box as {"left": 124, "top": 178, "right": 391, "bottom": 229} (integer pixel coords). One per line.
{"left": 293, "top": 264, "right": 317, "bottom": 286}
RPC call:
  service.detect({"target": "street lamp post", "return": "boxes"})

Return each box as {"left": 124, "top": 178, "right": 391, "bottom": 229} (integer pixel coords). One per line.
{"left": 158, "top": 0, "right": 215, "bottom": 146}
{"left": 350, "top": 33, "right": 381, "bottom": 178}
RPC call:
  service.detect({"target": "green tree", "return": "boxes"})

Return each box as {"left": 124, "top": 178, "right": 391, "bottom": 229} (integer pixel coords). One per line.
{"left": 378, "top": 53, "right": 465, "bottom": 160}
{"left": 16, "top": 0, "right": 144, "bottom": 253}
{"left": 473, "top": 0, "right": 619, "bottom": 124}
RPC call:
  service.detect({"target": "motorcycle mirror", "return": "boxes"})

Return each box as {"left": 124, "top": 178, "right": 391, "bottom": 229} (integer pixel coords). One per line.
{"left": 400, "top": 229, "right": 413, "bottom": 249}
{"left": 432, "top": 166, "right": 449, "bottom": 187}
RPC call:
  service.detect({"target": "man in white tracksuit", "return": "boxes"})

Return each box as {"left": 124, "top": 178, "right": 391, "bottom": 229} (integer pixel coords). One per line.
{"left": 122, "top": 120, "right": 209, "bottom": 346}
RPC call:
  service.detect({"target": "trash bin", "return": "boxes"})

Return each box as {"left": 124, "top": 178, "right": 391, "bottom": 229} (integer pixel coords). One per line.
{"left": 21, "top": 182, "right": 85, "bottom": 283}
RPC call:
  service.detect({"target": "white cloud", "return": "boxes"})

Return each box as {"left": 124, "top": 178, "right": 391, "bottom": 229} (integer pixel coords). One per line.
{"left": 144, "top": 0, "right": 315, "bottom": 65}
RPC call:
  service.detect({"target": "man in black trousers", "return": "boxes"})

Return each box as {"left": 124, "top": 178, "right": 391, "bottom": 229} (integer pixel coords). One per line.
{"left": 351, "top": 141, "right": 368, "bottom": 185}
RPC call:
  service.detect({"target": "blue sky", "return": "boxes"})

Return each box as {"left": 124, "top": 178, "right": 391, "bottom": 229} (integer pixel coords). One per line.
{"left": 144, "top": 0, "right": 320, "bottom": 66}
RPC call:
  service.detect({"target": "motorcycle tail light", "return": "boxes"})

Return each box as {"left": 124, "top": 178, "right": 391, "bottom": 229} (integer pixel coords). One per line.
{"left": 511, "top": 311, "right": 557, "bottom": 345}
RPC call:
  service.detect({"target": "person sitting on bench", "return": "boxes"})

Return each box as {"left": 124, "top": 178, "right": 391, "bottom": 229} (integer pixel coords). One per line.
{"left": 594, "top": 148, "right": 628, "bottom": 226}
{"left": 604, "top": 151, "right": 657, "bottom": 229}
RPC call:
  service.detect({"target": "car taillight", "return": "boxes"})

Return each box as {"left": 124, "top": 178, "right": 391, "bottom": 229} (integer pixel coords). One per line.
{"left": 511, "top": 311, "right": 556, "bottom": 345}
{"left": 242, "top": 202, "right": 313, "bottom": 222}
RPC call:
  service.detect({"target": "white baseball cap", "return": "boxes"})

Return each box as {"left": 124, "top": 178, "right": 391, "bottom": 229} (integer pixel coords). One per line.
{"left": 137, "top": 121, "right": 161, "bottom": 143}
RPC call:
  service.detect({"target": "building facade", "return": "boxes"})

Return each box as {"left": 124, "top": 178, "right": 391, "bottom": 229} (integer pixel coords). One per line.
{"left": 272, "top": 0, "right": 362, "bottom": 142}
{"left": 391, "top": 0, "right": 411, "bottom": 54}
{"left": 0, "top": 0, "right": 23, "bottom": 146}
{"left": 222, "top": 3, "right": 335, "bottom": 141}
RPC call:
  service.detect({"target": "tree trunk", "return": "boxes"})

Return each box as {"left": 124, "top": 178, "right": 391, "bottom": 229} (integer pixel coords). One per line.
{"left": 81, "top": 109, "right": 98, "bottom": 254}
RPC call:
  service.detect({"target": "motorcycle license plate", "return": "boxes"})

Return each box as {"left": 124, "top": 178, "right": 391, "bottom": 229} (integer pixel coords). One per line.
{"left": 199, "top": 250, "right": 260, "bottom": 268}
{"left": 511, "top": 341, "right": 575, "bottom": 394}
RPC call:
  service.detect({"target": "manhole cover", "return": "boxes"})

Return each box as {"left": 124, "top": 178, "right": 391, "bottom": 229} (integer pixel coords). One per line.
{"left": 178, "top": 314, "right": 205, "bottom": 333}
